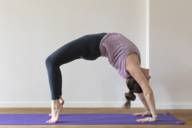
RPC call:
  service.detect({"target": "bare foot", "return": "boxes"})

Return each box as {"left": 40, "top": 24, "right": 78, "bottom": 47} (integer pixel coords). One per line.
{"left": 46, "top": 97, "right": 64, "bottom": 124}
{"left": 49, "top": 97, "right": 64, "bottom": 117}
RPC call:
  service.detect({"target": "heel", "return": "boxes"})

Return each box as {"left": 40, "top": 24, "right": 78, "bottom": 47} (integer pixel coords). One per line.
{"left": 49, "top": 97, "right": 64, "bottom": 116}
{"left": 59, "top": 96, "right": 64, "bottom": 105}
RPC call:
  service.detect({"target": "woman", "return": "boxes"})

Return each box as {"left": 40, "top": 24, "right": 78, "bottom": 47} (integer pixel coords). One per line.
{"left": 45, "top": 32, "right": 157, "bottom": 123}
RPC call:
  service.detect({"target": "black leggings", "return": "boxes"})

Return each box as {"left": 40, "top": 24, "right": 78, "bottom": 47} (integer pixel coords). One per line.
{"left": 45, "top": 33, "right": 107, "bottom": 100}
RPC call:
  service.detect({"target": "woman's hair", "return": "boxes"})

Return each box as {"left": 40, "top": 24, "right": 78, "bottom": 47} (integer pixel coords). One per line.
{"left": 124, "top": 76, "right": 143, "bottom": 108}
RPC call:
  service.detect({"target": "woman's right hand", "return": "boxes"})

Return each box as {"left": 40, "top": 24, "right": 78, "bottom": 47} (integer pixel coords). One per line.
{"left": 133, "top": 110, "right": 151, "bottom": 117}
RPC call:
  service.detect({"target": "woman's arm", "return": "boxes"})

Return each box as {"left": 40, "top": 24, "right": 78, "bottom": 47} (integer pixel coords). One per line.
{"left": 133, "top": 93, "right": 151, "bottom": 116}
{"left": 137, "top": 91, "right": 157, "bottom": 122}
{"left": 137, "top": 69, "right": 152, "bottom": 113}
{"left": 126, "top": 54, "right": 157, "bottom": 122}
{"left": 137, "top": 93, "right": 150, "bottom": 111}
{"left": 129, "top": 65, "right": 156, "bottom": 118}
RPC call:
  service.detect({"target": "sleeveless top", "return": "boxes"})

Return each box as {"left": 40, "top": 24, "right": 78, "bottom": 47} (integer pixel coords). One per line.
{"left": 99, "top": 32, "right": 141, "bottom": 79}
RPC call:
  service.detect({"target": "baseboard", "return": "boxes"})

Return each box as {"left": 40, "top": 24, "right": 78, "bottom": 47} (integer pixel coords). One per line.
{"left": 0, "top": 101, "right": 125, "bottom": 108}
{"left": 0, "top": 101, "right": 191, "bottom": 109}
{"left": 156, "top": 104, "right": 192, "bottom": 109}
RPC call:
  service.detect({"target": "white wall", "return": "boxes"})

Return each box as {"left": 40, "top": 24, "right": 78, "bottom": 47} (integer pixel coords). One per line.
{"left": 150, "top": 0, "right": 192, "bottom": 109}
{"left": 0, "top": 0, "right": 147, "bottom": 107}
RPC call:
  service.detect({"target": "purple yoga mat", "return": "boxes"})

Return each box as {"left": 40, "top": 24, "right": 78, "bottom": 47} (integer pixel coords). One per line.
{"left": 0, "top": 113, "right": 184, "bottom": 125}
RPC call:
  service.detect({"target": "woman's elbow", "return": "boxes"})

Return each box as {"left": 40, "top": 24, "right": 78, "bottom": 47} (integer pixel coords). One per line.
{"left": 143, "top": 88, "right": 153, "bottom": 97}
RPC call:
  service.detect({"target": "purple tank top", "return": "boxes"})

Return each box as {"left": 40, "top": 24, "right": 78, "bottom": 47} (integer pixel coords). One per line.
{"left": 99, "top": 32, "right": 141, "bottom": 79}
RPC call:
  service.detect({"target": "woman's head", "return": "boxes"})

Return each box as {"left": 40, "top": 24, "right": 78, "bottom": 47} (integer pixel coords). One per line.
{"left": 126, "top": 76, "right": 143, "bottom": 94}
{"left": 124, "top": 76, "right": 143, "bottom": 107}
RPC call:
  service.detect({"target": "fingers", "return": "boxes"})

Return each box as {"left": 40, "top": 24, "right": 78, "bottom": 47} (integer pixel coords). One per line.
{"left": 133, "top": 112, "right": 143, "bottom": 116}
{"left": 133, "top": 111, "right": 151, "bottom": 117}
{"left": 134, "top": 113, "right": 146, "bottom": 117}
{"left": 136, "top": 117, "right": 156, "bottom": 123}
{"left": 46, "top": 118, "right": 58, "bottom": 124}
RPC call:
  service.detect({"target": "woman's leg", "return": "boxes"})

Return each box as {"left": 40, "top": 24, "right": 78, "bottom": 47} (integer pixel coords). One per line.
{"left": 45, "top": 33, "right": 106, "bottom": 123}
{"left": 45, "top": 40, "right": 82, "bottom": 100}
{"left": 45, "top": 33, "right": 106, "bottom": 100}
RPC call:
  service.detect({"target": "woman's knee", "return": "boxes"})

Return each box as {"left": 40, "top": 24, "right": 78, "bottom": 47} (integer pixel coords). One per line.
{"left": 45, "top": 55, "right": 57, "bottom": 67}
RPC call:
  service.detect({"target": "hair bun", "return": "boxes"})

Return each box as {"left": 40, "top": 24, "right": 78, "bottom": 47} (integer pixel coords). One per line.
{"left": 125, "top": 91, "right": 136, "bottom": 101}
{"left": 126, "top": 77, "right": 143, "bottom": 93}
{"left": 124, "top": 77, "right": 143, "bottom": 108}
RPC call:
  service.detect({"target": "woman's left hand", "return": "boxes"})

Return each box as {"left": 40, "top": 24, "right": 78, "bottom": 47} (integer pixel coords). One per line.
{"left": 136, "top": 116, "right": 157, "bottom": 123}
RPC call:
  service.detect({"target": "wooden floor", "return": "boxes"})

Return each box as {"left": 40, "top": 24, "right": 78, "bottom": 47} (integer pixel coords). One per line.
{"left": 0, "top": 107, "right": 191, "bottom": 128}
